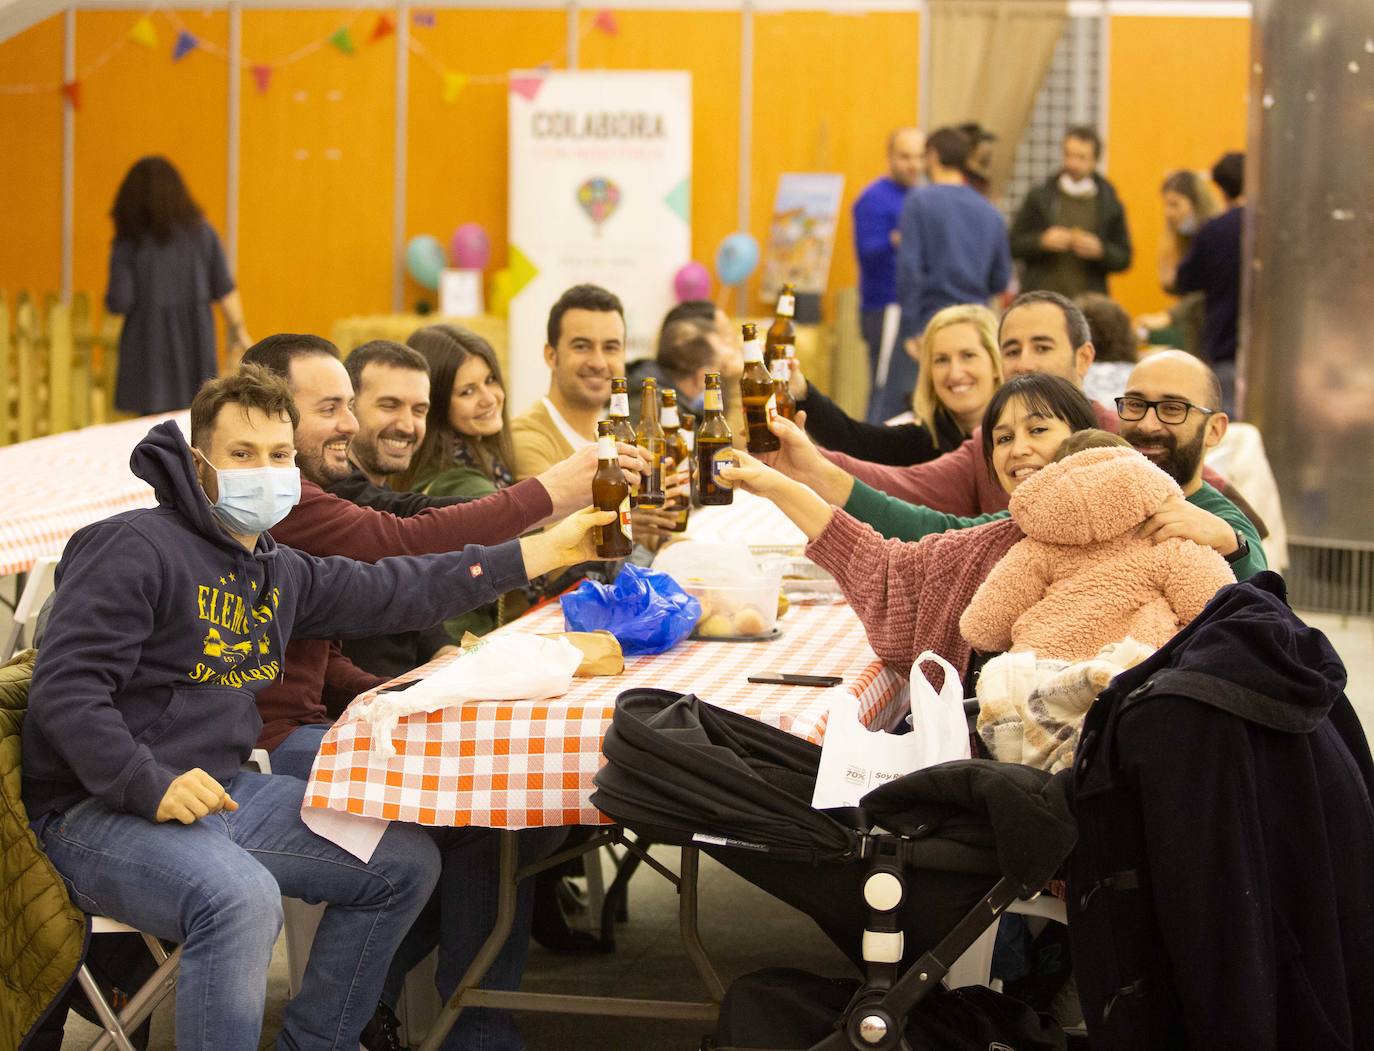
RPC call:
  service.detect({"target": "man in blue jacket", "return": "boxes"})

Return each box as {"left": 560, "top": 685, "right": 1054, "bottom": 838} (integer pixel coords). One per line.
{"left": 21, "top": 365, "right": 608, "bottom": 1051}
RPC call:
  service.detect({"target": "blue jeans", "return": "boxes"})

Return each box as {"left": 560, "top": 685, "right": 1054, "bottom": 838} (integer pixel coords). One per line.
{"left": 865, "top": 309, "right": 919, "bottom": 425}
{"left": 274, "top": 723, "right": 561, "bottom": 1051}
{"left": 37, "top": 772, "right": 440, "bottom": 1051}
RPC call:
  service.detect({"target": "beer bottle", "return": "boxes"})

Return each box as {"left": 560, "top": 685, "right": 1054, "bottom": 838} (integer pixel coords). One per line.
{"left": 764, "top": 282, "right": 797, "bottom": 367}
{"left": 680, "top": 410, "right": 699, "bottom": 506}
{"left": 636, "top": 377, "right": 667, "bottom": 507}
{"left": 593, "top": 420, "right": 632, "bottom": 559}
{"left": 696, "top": 373, "right": 735, "bottom": 505}
{"left": 739, "top": 322, "right": 780, "bottom": 453}
{"left": 661, "top": 388, "right": 691, "bottom": 532}
{"left": 770, "top": 356, "right": 796, "bottom": 422}
{"left": 608, "top": 377, "right": 638, "bottom": 446}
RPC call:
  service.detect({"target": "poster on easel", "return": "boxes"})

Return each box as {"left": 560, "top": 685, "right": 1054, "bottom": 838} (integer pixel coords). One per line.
{"left": 760, "top": 173, "right": 845, "bottom": 304}
{"left": 506, "top": 71, "right": 692, "bottom": 414}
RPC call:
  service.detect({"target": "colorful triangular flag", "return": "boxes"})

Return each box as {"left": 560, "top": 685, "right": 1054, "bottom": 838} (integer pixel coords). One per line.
{"left": 664, "top": 177, "right": 690, "bottom": 223}
{"left": 368, "top": 13, "right": 395, "bottom": 44}
{"left": 329, "top": 26, "right": 356, "bottom": 55}
{"left": 509, "top": 75, "right": 544, "bottom": 102}
{"left": 128, "top": 15, "right": 158, "bottom": 49}
{"left": 442, "top": 71, "right": 469, "bottom": 105}
{"left": 412, "top": 10, "right": 436, "bottom": 28}
{"left": 172, "top": 30, "right": 198, "bottom": 62}
{"left": 251, "top": 64, "right": 272, "bottom": 94}
{"left": 61, "top": 80, "right": 81, "bottom": 110}
{"left": 592, "top": 9, "right": 618, "bottom": 36}
{"left": 507, "top": 243, "right": 540, "bottom": 298}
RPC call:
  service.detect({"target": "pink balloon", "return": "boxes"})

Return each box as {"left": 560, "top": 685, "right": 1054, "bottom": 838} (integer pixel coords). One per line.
{"left": 673, "top": 261, "right": 711, "bottom": 302}
{"left": 449, "top": 223, "right": 491, "bottom": 270}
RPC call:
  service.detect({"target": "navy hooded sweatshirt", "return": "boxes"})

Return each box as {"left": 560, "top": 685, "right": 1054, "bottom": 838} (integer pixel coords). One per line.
{"left": 21, "top": 420, "right": 529, "bottom": 822}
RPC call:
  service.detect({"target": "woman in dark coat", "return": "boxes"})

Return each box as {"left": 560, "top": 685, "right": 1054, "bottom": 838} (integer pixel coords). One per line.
{"left": 105, "top": 156, "right": 250, "bottom": 414}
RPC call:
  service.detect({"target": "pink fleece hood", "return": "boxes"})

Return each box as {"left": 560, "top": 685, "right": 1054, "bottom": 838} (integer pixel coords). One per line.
{"left": 1008, "top": 446, "right": 1181, "bottom": 546}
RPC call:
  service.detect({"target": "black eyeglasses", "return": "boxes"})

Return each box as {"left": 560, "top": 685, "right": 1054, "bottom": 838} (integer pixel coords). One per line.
{"left": 1115, "top": 396, "right": 1217, "bottom": 425}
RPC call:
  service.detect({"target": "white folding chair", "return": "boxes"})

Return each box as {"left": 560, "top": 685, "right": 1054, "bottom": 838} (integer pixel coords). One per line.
{"left": 2, "top": 554, "right": 59, "bottom": 660}
{"left": 77, "top": 917, "right": 182, "bottom": 1051}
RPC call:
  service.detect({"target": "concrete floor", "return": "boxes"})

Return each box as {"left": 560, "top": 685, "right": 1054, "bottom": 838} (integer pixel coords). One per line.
{"left": 47, "top": 608, "right": 1374, "bottom": 1050}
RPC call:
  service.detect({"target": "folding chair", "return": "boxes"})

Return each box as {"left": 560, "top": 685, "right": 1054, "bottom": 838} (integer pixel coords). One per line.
{"left": 77, "top": 917, "right": 182, "bottom": 1051}
{"left": 2, "top": 555, "right": 59, "bottom": 661}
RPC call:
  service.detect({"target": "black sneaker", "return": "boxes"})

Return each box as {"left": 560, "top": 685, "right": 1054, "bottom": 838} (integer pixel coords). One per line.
{"left": 360, "top": 1001, "right": 404, "bottom": 1051}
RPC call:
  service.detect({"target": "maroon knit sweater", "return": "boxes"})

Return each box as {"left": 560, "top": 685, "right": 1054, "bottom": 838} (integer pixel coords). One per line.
{"left": 254, "top": 476, "right": 552, "bottom": 750}
{"left": 806, "top": 509, "right": 1024, "bottom": 691}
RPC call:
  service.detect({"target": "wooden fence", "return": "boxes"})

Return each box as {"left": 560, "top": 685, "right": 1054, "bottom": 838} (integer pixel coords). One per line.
{"left": 0, "top": 290, "right": 123, "bottom": 445}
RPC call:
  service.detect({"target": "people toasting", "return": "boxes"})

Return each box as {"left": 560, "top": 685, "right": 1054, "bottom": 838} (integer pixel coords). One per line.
{"left": 696, "top": 372, "right": 735, "bottom": 505}
{"left": 739, "top": 322, "right": 781, "bottom": 453}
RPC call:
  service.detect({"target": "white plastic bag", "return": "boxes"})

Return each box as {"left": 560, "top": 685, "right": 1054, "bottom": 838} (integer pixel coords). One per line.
{"left": 357, "top": 634, "right": 584, "bottom": 759}
{"left": 811, "top": 650, "right": 970, "bottom": 810}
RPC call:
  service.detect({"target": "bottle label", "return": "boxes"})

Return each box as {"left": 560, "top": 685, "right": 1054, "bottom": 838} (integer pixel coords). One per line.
{"left": 769, "top": 359, "right": 789, "bottom": 382}
{"left": 661, "top": 406, "right": 680, "bottom": 429}
{"left": 618, "top": 496, "right": 632, "bottom": 539}
{"left": 704, "top": 389, "right": 724, "bottom": 412}
{"left": 764, "top": 392, "right": 778, "bottom": 423}
{"left": 610, "top": 393, "right": 629, "bottom": 417}
{"left": 777, "top": 293, "right": 795, "bottom": 318}
{"left": 596, "top": 435, "right": 616, "bottom": 460}
{"left": 683, "top": 428, "right": 695, "bottom": 452}
{"left": 742, "top": 338, "right": 763, "bottom": 363}
{"left": 783, "top": 342, "right": 796, "bottom": 359}
{"left": 711, "top": 448, "right": 736, "bottom": 488}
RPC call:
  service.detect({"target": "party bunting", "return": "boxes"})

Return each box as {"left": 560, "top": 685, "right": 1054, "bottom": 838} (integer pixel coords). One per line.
{"left": 442, "top": 71, "right": 469, "bottom": 105}
{"left": 412, "top": 10, "right": 436, "bottom": 28}
{"left": 172, "top": 30, "right": 198, "bottom": 62}
{"left": 329, "top": 26, "right": 356, "bottom": 55}
{"left": 509, "top": 75, "right": 544, "bottom": 101}
{"left": 368, "top": 13, "right": 395, "bottom": 44}
{"left": 592, "top": 9, "right": 618, "bottom": 36}
{"left": 61, "top": 80, "right": 81, "bottom": 110}
{"left": 128, "top": 15, "right": 158, "bottom": 49}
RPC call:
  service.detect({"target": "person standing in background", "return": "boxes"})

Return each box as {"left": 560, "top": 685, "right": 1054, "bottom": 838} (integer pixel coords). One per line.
{"left": 105, "top": 156, "right": 249, "bottom": 414}
{"left": 1134, "top": 169, "right": 1221, "bottom": 357}
{"left": 1010, "top": 126, "right": 1132, "bottom": 300}
{"left": 852, "top": 127, "right": 925, "bottom": 418}
{"left": 1173, "top": 152, "right": 1246, "bottom": 417}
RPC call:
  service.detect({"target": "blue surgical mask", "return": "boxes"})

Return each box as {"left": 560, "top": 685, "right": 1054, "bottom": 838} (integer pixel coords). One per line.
{"left": 195, "top": 449, "right": 301, "bottom": 535}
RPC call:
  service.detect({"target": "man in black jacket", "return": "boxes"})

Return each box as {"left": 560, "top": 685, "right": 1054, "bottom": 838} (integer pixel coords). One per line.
{"left": 1010, "top": 126, "right": 1132, "bottom": 298}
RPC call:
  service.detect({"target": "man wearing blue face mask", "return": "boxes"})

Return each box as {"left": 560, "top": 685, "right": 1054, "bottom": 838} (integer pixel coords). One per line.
{"left": 20, "top": 365, "right": 612, "bottom": 1051}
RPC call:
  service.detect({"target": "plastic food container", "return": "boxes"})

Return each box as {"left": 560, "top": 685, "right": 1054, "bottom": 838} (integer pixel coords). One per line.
{"left": 760, "top": 556, "right": 843, "bottom": 605}
{"left": 680, "top": 575, "right": 782, "bottom": 638}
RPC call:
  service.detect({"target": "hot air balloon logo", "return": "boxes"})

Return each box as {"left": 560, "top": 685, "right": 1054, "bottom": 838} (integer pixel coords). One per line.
{"left": 576, "top": 176, "right": 621, "bottom": 236}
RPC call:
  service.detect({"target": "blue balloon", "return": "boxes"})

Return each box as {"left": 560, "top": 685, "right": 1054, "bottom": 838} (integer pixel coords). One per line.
{"left": 715, "top": 232, "right": 760, "bottom": 286}
{"left": 405, "top": 234, "right": 447, "bottom": 290}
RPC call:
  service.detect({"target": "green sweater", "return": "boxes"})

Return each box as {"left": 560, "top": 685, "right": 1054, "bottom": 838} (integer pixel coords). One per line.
{"left": 843, "top": 479, "right": 1268, "bottom": 580}
{"left": 412, "top": 465, "right": 503, "bottom": 639}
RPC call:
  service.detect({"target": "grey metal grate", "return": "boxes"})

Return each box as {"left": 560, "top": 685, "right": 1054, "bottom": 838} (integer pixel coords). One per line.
{"left": 1285, "top": 542, "right": 1374, "bottom": 617}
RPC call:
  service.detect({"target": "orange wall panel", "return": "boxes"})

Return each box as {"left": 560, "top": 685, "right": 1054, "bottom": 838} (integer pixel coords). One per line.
{"left": 579, "top": 9, "right": 741, "bottom": 297}
{"left": 750, "top": 9, "right": 920, "bottom": 316}
{"left": 72, "top": 10, "right": 229, "bottom": 313}
{"left": 239, "top": 9, "right": 396, "bottom": 340}
{"left": 1107, "top": 15, "right": 1251, "bottom": 319}
{"left": 0, "top": 14, "right": 65, "bottom": 298}
{"left": 404, "top": 7, "right": 566, "bottom": 311}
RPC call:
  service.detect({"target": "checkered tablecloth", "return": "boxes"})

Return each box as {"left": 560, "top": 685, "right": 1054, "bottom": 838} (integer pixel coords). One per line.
{"left": 304, "top": 600, "right": 907, "bottom": 830}
{"left": 0, "top": 413, "right": 187, "bottom": 577}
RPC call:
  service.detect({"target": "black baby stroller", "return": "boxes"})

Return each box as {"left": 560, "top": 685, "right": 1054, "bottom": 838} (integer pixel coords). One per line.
{"left": 590, "top": 688, "right": 1077, "bottom": 1051}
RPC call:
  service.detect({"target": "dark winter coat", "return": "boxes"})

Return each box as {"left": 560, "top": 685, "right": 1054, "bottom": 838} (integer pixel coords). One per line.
{"left": 1067, "top": 572, "right": 1374, "bottom": 1050}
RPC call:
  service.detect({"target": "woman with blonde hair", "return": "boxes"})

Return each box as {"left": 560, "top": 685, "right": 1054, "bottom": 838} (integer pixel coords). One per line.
{"left": 787, "top": 303, "right": 1002, "bottom": 465}
{"left": 1134, "top": 169, "right": 1221, "bottom": 356}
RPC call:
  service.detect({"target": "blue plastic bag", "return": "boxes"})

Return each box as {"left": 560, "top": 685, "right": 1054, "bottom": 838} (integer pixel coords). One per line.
{"left": 560, "top": 563, "right": 701, "bottom": 656}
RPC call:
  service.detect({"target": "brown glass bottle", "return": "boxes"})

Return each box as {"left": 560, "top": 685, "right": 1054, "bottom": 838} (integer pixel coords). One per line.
{"left": 661, "top": 388, "right": 691, "bottom": 532}
{"left": 696, "top": 373, "right": 734, "bottom": 505}
{"left": 593, "top": 420, "right": 632, "bottom": 559}
{"left": 739, "top": 322, "right": 780, "bottom": 453}
{"left": 770, "top": 357, "right": 796, "bottom": 421}
{"left": 679, "top": 411, "right": 700, "bottom": 506}
{"left": 635, "top": 377, "right": 666, "bottom": 507}
{"left": 764, "top": 282, "right": 796, "bottom": 367}
{"left": 608, "top": 377, "right": 638, "bottom": 446}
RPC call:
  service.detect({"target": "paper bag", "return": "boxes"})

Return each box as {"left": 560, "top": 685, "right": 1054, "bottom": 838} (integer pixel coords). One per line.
{"left": 463, "top": 630, "right": 624, "bottom": 677}
{"left": 811, "top": 651, "right": 970, "bottom": 810}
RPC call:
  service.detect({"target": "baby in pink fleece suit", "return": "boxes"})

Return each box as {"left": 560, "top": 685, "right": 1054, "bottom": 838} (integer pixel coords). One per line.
{"left": 960, "top": 434, "right": 1235, "bottom": 662}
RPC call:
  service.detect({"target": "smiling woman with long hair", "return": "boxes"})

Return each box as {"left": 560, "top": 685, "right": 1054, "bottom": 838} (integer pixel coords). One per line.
{"left": 106, "top": 156, "right": 250, "bottom": 414}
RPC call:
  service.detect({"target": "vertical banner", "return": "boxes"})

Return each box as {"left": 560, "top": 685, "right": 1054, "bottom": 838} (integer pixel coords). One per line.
{"left": 507, "top": 71, "right": 692, "bottom": 414}
{"left": 761, "top": 173, "right": 845, "bottom": 303}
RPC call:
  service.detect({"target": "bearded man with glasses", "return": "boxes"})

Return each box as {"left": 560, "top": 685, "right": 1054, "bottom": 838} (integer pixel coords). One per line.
{"left": 1119, "top": 349, "right": 1266, "bottom": 579}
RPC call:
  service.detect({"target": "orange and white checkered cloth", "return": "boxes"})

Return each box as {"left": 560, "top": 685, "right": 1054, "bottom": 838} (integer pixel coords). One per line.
{"left": 304, "top": 600, "right": 906, "bottom": 829}
{"left": 0, "top": 413, "right": 186, "bottom": 577}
